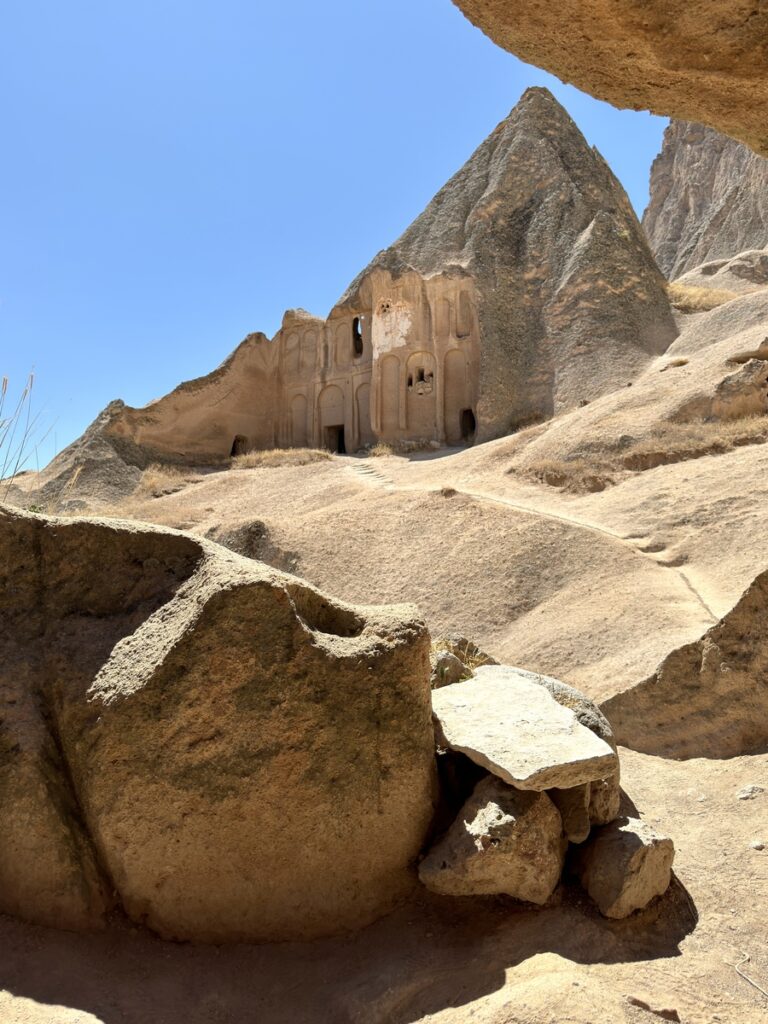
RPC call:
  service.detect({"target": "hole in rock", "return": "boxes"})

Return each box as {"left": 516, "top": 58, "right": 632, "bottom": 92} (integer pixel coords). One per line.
{"left": 324, "top": 425, "right": 346, "bottom": 454}
{"left": 230, "top": 435, "right": 249, "bottom": 457}
{"left": 352, "top": 317, "right": 364, "bottom": 357}
{"left": 460, "top": 408, "right": 476, "bottom": 442}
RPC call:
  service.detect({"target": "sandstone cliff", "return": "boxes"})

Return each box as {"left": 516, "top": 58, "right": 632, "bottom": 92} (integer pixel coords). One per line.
{"left": 451, "top": 0, "right": 768, "bottom": 157}
{"left": 643, "top": 121, "right": 768, "bottom": 279}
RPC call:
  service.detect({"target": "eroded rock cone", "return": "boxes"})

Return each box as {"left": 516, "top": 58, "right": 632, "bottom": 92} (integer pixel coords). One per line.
{"left": 0, "top": 507, "right": 437, "bottom": 942}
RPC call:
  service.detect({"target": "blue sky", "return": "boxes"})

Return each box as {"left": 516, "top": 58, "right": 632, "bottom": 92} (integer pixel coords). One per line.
{"left": 0, "top": 0, "right": 667, "bottom": 466}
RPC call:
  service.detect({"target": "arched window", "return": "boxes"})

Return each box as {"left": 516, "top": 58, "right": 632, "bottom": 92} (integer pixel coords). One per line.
{"left": 352, "top": 317, "right": 364, "bottom": 357}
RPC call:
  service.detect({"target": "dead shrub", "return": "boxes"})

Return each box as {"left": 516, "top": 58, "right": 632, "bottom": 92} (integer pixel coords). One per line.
{"left": 230, "top": 448, "right": 331, "bottom": 470}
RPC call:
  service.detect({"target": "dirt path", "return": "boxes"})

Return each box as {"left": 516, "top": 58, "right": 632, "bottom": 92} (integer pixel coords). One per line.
{"left": 345, "top": 460, "right": 719, "bottom": 624}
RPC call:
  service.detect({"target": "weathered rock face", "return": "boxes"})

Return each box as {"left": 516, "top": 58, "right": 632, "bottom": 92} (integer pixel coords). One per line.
{"left": 575, "top": 817, "right": 675, "bottom": 919}
{"left": 0, "top": 508, "right": 437, "bottom": 941}
{"left": 643, "top": 121, "right": 768, "bottom": 279}
{"left": 419, "top": 775, "right": 565, "bottom": 902}
{"left": 602, "top": 567, "right": 768, "bottom": 759}
{"left": 432, "top": 666, "right": 618, "bottom": 790}
{"left": 341, "top": 87, "right": 675, "bottom": 442}
{"left": 451, "top": 1, "right": 768, "bottom": 157}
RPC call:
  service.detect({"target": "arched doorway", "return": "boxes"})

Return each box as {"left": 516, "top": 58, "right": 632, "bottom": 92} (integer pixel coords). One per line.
{"left": 318, "top": 384, "right": 346, "bottom": 453}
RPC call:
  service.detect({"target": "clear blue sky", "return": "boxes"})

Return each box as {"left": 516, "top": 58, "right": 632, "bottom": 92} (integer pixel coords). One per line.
{"left": 0, "top": 0, "right": 667, "bottom": 466}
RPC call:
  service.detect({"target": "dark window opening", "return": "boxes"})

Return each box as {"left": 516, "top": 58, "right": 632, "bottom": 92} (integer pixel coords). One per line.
{"left": 230, "top": 435, "right": 249, "bottom": 457}
{"left": 324, "top": 425, "right": 346, "bottom": 454}
{"left": 460, "top": 409, "right": 476, "bottom": 442}
{"left": 407, "top": 374, "right": 413, "bottom": 388}
{"left": 352, "top": 317, "right": 364, "bottom": 357}
{"left": 416, "top": 367, "right": 425, "bottom": 383}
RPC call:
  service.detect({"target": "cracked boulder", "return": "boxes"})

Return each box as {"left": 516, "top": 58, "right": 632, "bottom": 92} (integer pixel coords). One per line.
{"left": 0, "top": 507, "right": 437, "bottom": 941}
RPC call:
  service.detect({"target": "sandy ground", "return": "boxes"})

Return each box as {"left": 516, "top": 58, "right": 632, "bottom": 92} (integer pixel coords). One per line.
{"left": 1, "top": 749, "right": 765, "bottom": 1024}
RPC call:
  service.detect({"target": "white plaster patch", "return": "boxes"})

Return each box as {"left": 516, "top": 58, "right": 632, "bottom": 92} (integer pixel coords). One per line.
{"left": 372, "top": 301, "right": 412, "bottom": 357}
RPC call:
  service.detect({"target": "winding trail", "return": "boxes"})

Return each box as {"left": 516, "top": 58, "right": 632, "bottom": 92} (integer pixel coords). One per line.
{"left": 346, "top": 460, "right": 719, "bottom": 624}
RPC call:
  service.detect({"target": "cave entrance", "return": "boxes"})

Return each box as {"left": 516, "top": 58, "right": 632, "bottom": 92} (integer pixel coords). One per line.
{"left": 460, "top": 409, "right": 476, "bottom": 442}
{"left": 324, "top": 425, "right": 346, "bottom": 454}
{"left": 230, "top": 435, "right": 249, "bottom": 457}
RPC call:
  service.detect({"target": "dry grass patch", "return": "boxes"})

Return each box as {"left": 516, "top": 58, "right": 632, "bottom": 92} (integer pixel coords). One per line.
{"left": 520, "top": 415, "right": 768, "bottom": 492}
{"left": 137, "top": 463, "right": 200, "bottom": 497}
{"left": 368, "top": 442, "right": 394, "bottom": 457}
{"left": 230, "top": 448, "right": 331, "bottom": 470}
{"left": 667, "top": 282, "right": 739, "bottom": 313}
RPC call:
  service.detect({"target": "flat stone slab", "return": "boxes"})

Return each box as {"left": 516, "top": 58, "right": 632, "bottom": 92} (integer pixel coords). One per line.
{"left": 431, "top": 665, "right": 618, "bottom": 791}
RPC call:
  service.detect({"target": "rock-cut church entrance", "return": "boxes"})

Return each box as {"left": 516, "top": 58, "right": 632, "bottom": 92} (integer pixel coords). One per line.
{"left": 324, "top": 425, "right": 346, "bottom": 454}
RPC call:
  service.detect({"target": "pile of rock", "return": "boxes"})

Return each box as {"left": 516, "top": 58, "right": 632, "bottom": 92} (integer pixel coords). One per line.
{"left": 420, "top": 664, "right": 675, "bottom": 918}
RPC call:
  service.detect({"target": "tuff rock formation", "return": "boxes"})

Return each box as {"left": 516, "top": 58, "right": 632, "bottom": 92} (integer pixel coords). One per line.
{"left": 338, "top": 86, "right": 675, "bottom": 442}
{"left": 643, "top": 121, "right": 768, "bottom": 278}
{"left": 674, "top": 250, "right": 768, "bottom": 297}
{"left": 451, "top": 1, "right": 768, "bottom": 157}
{"left": 0, "top": 507, "right": 437, "bottom": 941}
{"left": 12, "top": 88, "right": 676, "bottom": 513}
{"left": 602, "top": 566, "right": 768, "bottom": 759}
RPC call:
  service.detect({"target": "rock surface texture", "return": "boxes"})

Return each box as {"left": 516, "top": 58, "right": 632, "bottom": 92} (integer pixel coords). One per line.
{"left": 451, "top": 1, "right": 768, "bottom": 157}
{"left": 643, "top": 121, "right": 768, "bottom": 278}
{"left": 0, "top": 507, "right": 437, "bottom": 941}
{"left": 432, "top": 666, "right": 618, "bottom": 790}
{"left": 419, "top": 775, "right": 565, "bottom": 902}
{"left": 576, "top": 817, "right": 675, "bottom": 919}
{"left": 602, "top": 567, "right": 768, "bottom": 759}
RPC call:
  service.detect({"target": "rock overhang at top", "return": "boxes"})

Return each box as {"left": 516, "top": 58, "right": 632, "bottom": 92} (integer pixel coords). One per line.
{"left": 431, "top": 665, "right": 618, "bottom": 790}
{"left": 450, "top": 0, "right": 768, "bottom": 158}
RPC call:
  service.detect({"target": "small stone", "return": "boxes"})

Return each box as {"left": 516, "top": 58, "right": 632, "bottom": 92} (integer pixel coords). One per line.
{"left": 576, "top": 817, "right": 675, "bottom": 919}
{"left": 430, "top": 651, "right": 467, "bottom": 689}
{"left": 419, "top": 775, "right": 565, "bottom": 904}
{"left": 750, "top": 840, "right": 765, "bottom": 851}
{"left": 737, "top": 785, "right": 765, "bottom": 800}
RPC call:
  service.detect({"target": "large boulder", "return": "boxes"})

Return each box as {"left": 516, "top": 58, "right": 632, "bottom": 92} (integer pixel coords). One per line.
{"left": 419, "top": 775, "right": 565, "bottom": 903}
{"left": 431, "top": 666, "right": 618, "bottom": 790}
{"left": 451, "top": 1, "right": 768, "bottom": 157}
{"left": 0, "top": 507, "right": 437, "bottom": 941}
{"left": 575, "top": 817, "right": 675, "bottom": 919}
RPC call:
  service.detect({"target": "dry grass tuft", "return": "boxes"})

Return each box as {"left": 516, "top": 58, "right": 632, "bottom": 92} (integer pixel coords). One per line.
{"left": 521, "top": 415, "right": 768, "bottom": 492}
{"left": 667, "top": 282, "right": 739, "bottom": 313}
{"left": 137, "top": 463, "right": 199, "bottom": 497}
{"left": 368, "top": 442, "right": 394, "bottom": 457}
{"left": 230, "top": 448, "right": 331, "bottom": 470}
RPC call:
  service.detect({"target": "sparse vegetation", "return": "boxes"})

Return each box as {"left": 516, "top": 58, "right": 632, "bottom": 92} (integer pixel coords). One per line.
{"left": 667, "top": 282, "right": 739, "bottom": 313}
{"left": 1, "top": 373, "right": 49, "bottom": 499}
{"left": 137, "top": 463, "right": 200, "bottom": 497}
{"left": 521, "top": 414, "right": 768, "bottom": 492}
{"left": 230, "top": 448, "right": 331, "bottom": 470}
{"left": 368, "top": 442, "right": 394, "bottom": 457}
